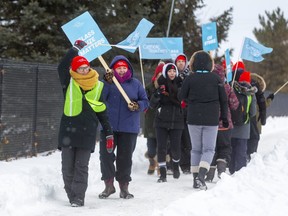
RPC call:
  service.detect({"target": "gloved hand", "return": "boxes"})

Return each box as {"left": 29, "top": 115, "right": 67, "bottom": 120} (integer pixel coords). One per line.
{"left": 258, "top": 111, "right": 266, "bottom": 126}
{"left": 155, "top": 85, "right": 167, "bottom": 97}
{"left": 222, "top": 117, "right": 229, "bottom": 128}
{"left": 104, "top": 69, "right": 114, "bottom": 84}
{"left": 106, "top": 135, "right": 114, "bottom": 153}
{"left": 181, "top": 100, "right": 187, "bottom": 109}
{"left": 128, "top": 101, "right": 139, "bottom": 111}
{"left": 73, "top": 40, "right": 87, "bottom": 51}
{"left": 267, "top": 93, "right": 274, "bottom": 101}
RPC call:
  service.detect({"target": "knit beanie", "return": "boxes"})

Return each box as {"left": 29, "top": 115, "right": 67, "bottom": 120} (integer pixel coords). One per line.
{"left": 71, "top": 56, "right": 90, "bottom": 71}
{"left": 175, "top": 55, "right": 186, "bottom": 63}
{"left": 113, "top": 60, "right": 128, "bottom": 70}
{"left": 239, "top": 71, "right": 251, "bottom": 83}
{"left": 232, "top": 61, "right": 245, "bottom": 71}
{"left": 189, "top": 51, "right": 214, "bottom": 73}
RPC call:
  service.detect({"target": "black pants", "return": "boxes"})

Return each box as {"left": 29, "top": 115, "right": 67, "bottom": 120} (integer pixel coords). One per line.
{"left": 179, "top": 123, "right": 192, "bottom": 171}
{"left": 100, "top": 131, "right": 137, "bottom": 183}
{"left": 61, "top": 147, "right": 91, "bottom": 204}
{"left": 211, "top": 129, "right": 232, "bottom": 166}
{"left": 156, "top": 127, "right": 182, "bottom": 165}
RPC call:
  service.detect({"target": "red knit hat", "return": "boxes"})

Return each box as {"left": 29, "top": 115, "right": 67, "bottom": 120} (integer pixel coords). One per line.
{"left": 175, "top": 55, "right": 186, "bottom": 62}
{"left": 152, "top": 63, "right": 164, "bottom": 82}
{"left": 113, "top": 60, "right": 128, "bottom": 70}
{"left": 232, "top": 61, "right": 245, "bottom": 71}
{"left": 239, "top": 71, "right": 251, "bottom": 83}
{"left": 71, "top": 56, "right": 90, "bottom": 71}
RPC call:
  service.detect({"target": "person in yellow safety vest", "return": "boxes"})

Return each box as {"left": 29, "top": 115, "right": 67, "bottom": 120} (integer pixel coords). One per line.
{"left": 57, "top": 40, "right": 114, "bottom": 207}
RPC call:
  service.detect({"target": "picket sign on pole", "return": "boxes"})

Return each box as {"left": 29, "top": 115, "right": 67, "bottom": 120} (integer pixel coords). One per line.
{"left": 61, "top": 11, "right": 132, "bottom": 105}
{"left": 97, "top": 56, "right": 131, "bottom": 104}
{"left": 138, "top": 46, "right": 145, "bottom": 87}
{"left": 274, "top": 80, "right": 288, "bottom": 95}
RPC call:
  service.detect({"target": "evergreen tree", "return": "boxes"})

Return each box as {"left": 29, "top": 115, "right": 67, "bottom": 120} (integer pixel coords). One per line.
{"left": 0, "top": 0, "right": 233, "bottom": 73}
{"left": 245, "top": 8, "right": 288, "bottom": 92}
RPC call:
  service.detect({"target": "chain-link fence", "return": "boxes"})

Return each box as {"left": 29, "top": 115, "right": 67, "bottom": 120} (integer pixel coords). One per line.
{"left": 0, "top": 60, "right": 63, "bottom": 160}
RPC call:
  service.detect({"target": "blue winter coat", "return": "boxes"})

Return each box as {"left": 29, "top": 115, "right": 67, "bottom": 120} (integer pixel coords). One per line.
{"left": 102, "top": 55, "right": 149, "bottom": 133}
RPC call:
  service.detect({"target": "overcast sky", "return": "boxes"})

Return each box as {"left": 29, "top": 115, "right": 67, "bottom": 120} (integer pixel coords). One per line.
{"left": 198, "top": 0, "right": 288, "bottom": 61}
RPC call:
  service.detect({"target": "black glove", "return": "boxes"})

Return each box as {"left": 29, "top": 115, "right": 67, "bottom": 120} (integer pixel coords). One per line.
{"left": 73, "top": 40, "right": 87, "bottom": 51}
{"left": 154, "top": 85, "right": 167, "bottom": 97}
{"left": 267, "top": 93, "right": 274, "bottom": 101}
{"left": 104, "top": 69, "right": 114, "bottom": 84}
{"left": 258, "top": 111, "right": 266, "bottom": 126}
{"left": 128, "top": 101, "right": 139, "bottom": 111}
{"left": 222, "top": 118, "right": 229, "bottom": 128}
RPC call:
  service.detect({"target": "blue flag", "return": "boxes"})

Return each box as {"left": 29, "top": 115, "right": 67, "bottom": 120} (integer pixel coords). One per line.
{"left": 117, "top": 18, "right": 154, "bottom": 53}
{"left": 140, "top": 37, "right": 183, "bottom": 59}
{"left": 241, "top": 37, "right": 273, "bottom": 62}
{"left": 225, "top": 49, "right": 232, "bottom": 83}
{"left": 61, "top": 11, "right": 111, "bottom": 62}
{"left": 202, "top": 22, "right": 218, "bottom": 51}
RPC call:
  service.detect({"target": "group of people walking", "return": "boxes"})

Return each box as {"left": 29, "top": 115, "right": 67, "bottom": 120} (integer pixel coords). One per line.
{"left": 57, "top": 40, "right": 274, "bottom": 207}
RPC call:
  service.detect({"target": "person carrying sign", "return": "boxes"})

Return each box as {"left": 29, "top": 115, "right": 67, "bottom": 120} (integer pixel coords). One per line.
{"left": 98, "top": 55, "right": 149, "bottom": 199}
{"left": 57, "top": 40, "right": 113, "bottom": 207}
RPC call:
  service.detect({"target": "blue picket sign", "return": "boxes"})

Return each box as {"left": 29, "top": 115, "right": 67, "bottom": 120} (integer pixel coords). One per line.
{"left": 61, "top": 11, "right": 111, "bottom": 62}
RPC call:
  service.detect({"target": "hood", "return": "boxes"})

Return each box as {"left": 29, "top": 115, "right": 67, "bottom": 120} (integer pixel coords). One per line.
{"left": 251, "top": 73, "right": 266, "bottom": 92}
{"left": 109, "top": 55, "right": 134, "bottom": 76}
{"left": 174, "top": 53, "right": 188, "bottom": 71}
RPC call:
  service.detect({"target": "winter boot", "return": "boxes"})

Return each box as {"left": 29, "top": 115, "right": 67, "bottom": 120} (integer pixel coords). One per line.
{"left": 172, "top": 161, "right": 180, "bottom": 179}
{"left": 217, "top": 159, "right": 227, "bottom": 179}
{"left": 205, "top": 166, "right": 216, "bottom": 182}
{"left": 193, "top": 173, "right": 199, "bottom": 189}
{"left": 157, "top": 166, "right": 167, "bottom": 183}
{"left": 98, "top": 178, "right": 116, "bottom": 199}
{"left": 119, "top": 182, "right": 134, "bottom": 199}
{"left": 70, "top": 198, "right": 84, "bottom": 207}
{"left": 147, "top": 157, "right": 157, "bottom": 175}
{"left": 196, "top": 167, "right": 208, "bottom": 190}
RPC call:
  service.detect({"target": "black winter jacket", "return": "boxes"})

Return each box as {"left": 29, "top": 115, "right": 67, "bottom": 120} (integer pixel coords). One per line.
{"left": 149, "top": 75, "right": 184, "bottom": 130}
{"left": 181, "top": 72, "right": 228, "bottom": 126}
{"left": 57, "top": 48, "right": 112, "bottom": 152}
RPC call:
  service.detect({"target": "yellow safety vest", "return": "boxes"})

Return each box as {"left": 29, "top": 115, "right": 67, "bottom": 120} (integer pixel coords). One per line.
{"left": 64, "top": 78, "right": 106, "bottom": 116}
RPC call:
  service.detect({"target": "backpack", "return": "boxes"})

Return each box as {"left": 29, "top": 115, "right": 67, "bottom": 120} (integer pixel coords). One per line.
{"left": 231, "top": 90, "right": 252, "bottom": 126}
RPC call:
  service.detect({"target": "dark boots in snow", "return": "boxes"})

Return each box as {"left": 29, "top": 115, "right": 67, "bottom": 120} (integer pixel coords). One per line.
{"left": 119, "top": 182, "right": 134, "bottom": 199}
{"left": 217, "top": 159, "right": 227, "bottom": 178}
{"left": 205, "top": 167, "right": 216, "bottom": 182}
{"left": 157, "top": 166, "right": 167, "bottom": 183}
{"left": 172, "top": 161, "right": 180, "bottom": 179}
{"left": 99, "top": 178, "right": 116, "bottom": 199}
{"left": 145, "top": 151, "right": 158, "bottom": 175}
{"left": 194, "top": 167, "right": 208, "bottom": 190}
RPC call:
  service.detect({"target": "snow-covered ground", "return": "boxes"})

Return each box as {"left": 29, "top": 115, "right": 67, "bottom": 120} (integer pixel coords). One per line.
{"left": 0, "top": 116, "right": 288, "bottom": 216}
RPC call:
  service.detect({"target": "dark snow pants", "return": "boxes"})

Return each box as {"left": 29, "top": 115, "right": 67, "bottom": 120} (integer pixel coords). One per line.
{"left": 100, "top": 131, "right": 137, "bottom": 183}
{"left": 179, "top": 122, "right": 192, "bottom": 171}
{"left": 211, "top": 129, "right": 232, "bottom": 166}
{"left": 61, "top": 147, "right": 91, "bottom": 204}
{"left": 156, "top": 127, "right": 182, "bottom": 165}
{"left": 229, "top": 138, "right": 247, "bottom": 174}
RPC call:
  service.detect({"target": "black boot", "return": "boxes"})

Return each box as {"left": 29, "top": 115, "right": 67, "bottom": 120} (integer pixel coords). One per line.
{"left": 119, "top": 182, "right": 134, "bottom": 199}
{"left": 157, "top": 166, "right": 167, "bottom": 183}
{"left": 98, "top": 178, "right": 116, "bottom": 199}
{"left": 205, "top": 167, "right": 216, "bottom": 182}
{"left": 193, "top": 173, "right": 199, "bottom": 189}
{"left": 217, "top": 159, "right": 227, "bottom": 178}
{"left": 172, "top": 161, "right": 180, "bottom": 179}
{"left": 196, "top": 167, "right": 208, "bottom": 190}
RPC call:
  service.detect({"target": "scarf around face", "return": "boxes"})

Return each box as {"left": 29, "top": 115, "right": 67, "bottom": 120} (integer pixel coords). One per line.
{"left": 113, "top": 69, "right": 132, "bottom": 83}
{"left": 70, "top": 68, "right": 99, "bottom": 91}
